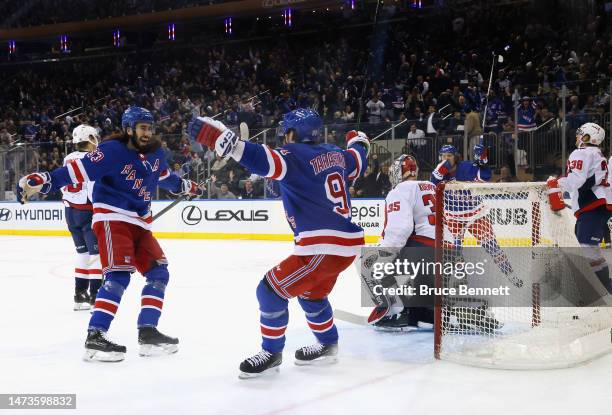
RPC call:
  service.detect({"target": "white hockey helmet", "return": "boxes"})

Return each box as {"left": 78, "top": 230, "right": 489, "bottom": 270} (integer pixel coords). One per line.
{"left": 576, "top": 122, "right": 605, "bottom": 148}
{"left": 72, "top": 124, "right": 99, "bottom": 146}
{"left": 390, "top": 154, "right": 418, "bottom": 188}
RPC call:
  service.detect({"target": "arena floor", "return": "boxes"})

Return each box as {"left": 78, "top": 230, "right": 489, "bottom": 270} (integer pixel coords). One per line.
{"left": 1, "top": 236, "right": 610, "bottom": 415}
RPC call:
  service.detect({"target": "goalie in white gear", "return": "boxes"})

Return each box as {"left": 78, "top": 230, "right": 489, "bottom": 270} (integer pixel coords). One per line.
{"left": 61, "top": 124, "right": 103, "bottom": 310}
{"left": 547, "top": 122, "right": 612, "bottom": 293}
{"left": 364, "top": 154, "right": 436, "bottom": 330}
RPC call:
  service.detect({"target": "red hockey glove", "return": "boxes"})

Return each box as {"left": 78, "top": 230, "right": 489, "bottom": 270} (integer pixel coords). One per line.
{"left": 346, "top": 130, "right": 370, "bottom": 156}
{"left": 187, "top": 117, "right": 238, "bottom": 158}
{"left": 546, "top": 177, "right": 565, "bottom": 211}
{"left": 179, "top": 179, "right": 204, "bottom": 199}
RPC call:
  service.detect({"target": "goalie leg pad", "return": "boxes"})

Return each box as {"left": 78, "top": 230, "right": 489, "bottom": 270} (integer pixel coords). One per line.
{"left": 89, "top": 272, "right": 130, "bottom": 331}
{"left": 298, "top": 297, "right": 338, "bottom": 345}
{"left": 137, "top": 265, "right": 169, "bottom": 328}
{"left": 257, "top": 279, "right": 289, "bottom": 353}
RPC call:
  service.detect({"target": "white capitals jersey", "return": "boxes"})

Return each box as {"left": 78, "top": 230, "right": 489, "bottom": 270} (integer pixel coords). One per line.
{"left": 380, "top": 180, "right": 436, "bottom": 247}
{"left": 61, "top": 151, "right": 94, "bottom": 206}
{"left": 558, "top": 146, "right": 612, "bottom": 217}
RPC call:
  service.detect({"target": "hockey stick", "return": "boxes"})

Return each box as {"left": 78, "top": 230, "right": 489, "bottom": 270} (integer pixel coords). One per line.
{"left": 370, "top": 118, "right": 408, "bottom": 142}
{"left": 481, "top": 53, "right": 504, "bottom": 130}
{"left": 333, "top": 309, "right": 369, "bottom": 326}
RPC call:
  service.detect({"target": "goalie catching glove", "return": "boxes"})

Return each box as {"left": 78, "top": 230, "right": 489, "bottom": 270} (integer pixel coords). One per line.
{"left": 16, "top": 172, "right": 52, "bottom": 204}
{"left": 546, "top": 176, "right": 565, "bottom": 211}
{"left": 187, "top": 117, "right": 239, "bottom": 158}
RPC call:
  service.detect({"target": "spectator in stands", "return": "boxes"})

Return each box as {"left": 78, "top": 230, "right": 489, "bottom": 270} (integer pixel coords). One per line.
{"left": 366, "top": 93, "right": 385, "bottom": 124}
{"left": 212, "top": 182, "right": 237, "bottom": 200}
{"left": 240, "top": 179, "right": 261, "bottom": 199}
{"left": 425, "top": 105, "right": 442, "bottom": 135}
{"left": 406, "top": 123, "right": 426, "bottom": 152}
{"left": 446, "top": 111, "right": 465, "bottom": 133}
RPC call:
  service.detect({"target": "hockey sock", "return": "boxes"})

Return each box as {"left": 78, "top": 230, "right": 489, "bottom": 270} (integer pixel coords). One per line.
{"left": 298, "top": 297, "right": 338, "bottom": 345}
{"left": 137, "top": 265, "right": 169, "bottom": 328}
{"left": 482, "top": 238, "right": 513, "bottom": 275}
{"left": 89, "top": 271, "right": 130, "bottom": 331}
{"left": 74, "top": 252, "right": 89, "bottom": 292}
{"left": 88, "top": 254, "right": 102, "bottom": 298}
{"left": 257, "top": 279, "right": 288, "bottom": 353}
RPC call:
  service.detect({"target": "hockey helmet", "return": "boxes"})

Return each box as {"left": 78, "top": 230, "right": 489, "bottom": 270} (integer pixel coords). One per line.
{"left": 390, "top": 154, "right": 418, "bottom": 188}
{"left": 277, "top": 108, "right": 322, "bottom": 143}
{"left": 576, "top": 122, "right": 605, "bottom": 148}
{"left": 121, "top": 106, "right": 154, "bottom": 131}
{"left": 72, "top": 124, "right": 99, "bottom": 146}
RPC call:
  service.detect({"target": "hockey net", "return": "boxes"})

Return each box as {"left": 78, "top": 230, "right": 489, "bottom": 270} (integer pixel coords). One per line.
{"left": 434, "top": 181, "right": 612, "bottom": 369}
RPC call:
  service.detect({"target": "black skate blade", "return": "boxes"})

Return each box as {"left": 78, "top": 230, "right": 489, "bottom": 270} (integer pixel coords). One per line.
{"left": 83, "top": 349, "right": 124, "bottom": 362}
{"left": 294, "top": 355, "right": 338, "bottom": 366}
{"left": 139, "top": 343, "right": 179, "bottom": 357}
{"left": 74, "top": 302, "right": 91, "bottom": 311}
{"left": 238, "top": 366, "right": 280, "bottom": 379}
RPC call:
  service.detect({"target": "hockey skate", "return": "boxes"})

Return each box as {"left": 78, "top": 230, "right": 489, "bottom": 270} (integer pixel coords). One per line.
{"left": 239, "top": 350, "right": 282, "bottom": 379}
{"left": 83, "top": 329, "right": 126, "bottom": 362}
{"left": 373, "top": 308, "right": 419, "bottom": 332}
{"left": 294, "top": 343, "right": 338, "bottom": 366}
{"left": 138, "top": 327, "right": 179, "bottom": 356}
{"left": 74, "top": 289, "right": 91, "bottom": 311}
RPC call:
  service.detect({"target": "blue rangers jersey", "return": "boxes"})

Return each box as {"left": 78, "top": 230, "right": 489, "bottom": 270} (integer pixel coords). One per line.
{"left": 431, "top": 160, "right": 491, "bottom": 219}
{"left": 233, "top": 140, "right": 368, "bottom": 256}
{"left": 48, "top": 139, "right": 182, "bottom": 229}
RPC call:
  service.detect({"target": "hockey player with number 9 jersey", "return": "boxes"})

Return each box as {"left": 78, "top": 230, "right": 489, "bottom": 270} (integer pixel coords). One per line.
{"left": 547, "top": 122, "right": 612, "bottom": 293}
{"left": 188, "top": 108, "right": 369, "bottom": 378}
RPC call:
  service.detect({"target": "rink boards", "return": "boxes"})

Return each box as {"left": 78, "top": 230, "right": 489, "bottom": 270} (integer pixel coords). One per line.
{"left": 0, "top": 199, "right": 386, "bottom": 243}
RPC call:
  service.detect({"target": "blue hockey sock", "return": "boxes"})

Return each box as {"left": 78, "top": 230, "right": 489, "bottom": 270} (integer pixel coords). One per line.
{"left": 257, "top": 279, "right": 288, "bottom": 353}
{"left": 89, "top": 272, "right": 130, "bottom": 332}
{"left": 137, "top": 265, "right": 169, "bottom": 328}
{"left": 298, "top": 297, "right": 338, "bottom": 345}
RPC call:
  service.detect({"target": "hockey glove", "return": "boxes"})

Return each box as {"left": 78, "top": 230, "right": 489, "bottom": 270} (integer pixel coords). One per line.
{"left": 346, "top": 130, "right": 370, "bottom": 157}
{"left": 473, "top": 143, "right": 489, "bottom": 166}
{"left": 187, "top": 117, "right": 239, "bottom": 158}
{"left": 173, "top": 179, "right": 204, "bottom": 199}
{"left": 431, "top": 160, "right": 452, "bottom": 182}
{"left": 546, "top": 176, "right": 565, "bottom": 211}
{"left": 16, "top": 172, "right": 51, "bottom": 204}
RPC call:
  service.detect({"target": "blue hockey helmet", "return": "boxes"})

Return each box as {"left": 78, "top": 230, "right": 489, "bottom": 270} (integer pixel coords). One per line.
{"left": 121, "top": 106, "right": 154, "bottom": 130}
{"left": 277, "top": 108, "right": 322, "bottom": 143}
{"left": 439, "top": 144, "right": 458, "bottom": 156}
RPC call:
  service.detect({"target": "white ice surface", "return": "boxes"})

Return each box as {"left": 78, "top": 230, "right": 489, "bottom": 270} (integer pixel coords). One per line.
{"left": 0, "top": 236, "right": 610, "bottom": 415}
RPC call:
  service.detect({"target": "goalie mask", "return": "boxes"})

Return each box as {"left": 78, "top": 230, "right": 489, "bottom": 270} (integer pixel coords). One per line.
{"left": 390, "top": 154, "right": 418, "bottom": 188}
{"left": 72, "top": 124, "right": 99, "bottom": 147}
{"left": 576, "top": 122, "right": 605, "bottom": 148}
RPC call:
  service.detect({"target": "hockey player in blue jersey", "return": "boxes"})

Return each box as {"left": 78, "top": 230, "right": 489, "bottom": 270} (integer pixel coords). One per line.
{"left": 188, "top": 108, "right": 369, "bottom": 378}
{"left": 431, "top": 144, "right": 523, "bottom": 288}
{"left": 16, "top": 106, "right": 203, "bottom": 362}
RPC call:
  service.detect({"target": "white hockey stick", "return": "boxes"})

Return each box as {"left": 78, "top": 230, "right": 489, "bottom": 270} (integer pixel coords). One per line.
{"left": 333, "top": 309, "right": 369, "bottom": 326}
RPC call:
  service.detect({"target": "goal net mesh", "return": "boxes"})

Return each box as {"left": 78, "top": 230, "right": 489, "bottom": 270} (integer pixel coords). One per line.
{"left": 434, "top": 181, "right": 612, "bottom": 369}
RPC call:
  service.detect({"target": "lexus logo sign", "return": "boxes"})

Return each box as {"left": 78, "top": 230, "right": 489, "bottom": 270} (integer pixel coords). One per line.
{"left": 0, "top": 208, "right": 11, "bottom": 221}
{"left": 181, "top": 205, "right": 202, "bottom": 225}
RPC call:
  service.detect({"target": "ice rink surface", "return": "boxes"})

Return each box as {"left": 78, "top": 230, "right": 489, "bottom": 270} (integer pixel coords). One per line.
{"left": 1, "top": 236, "right": 611, "bottom": 415}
